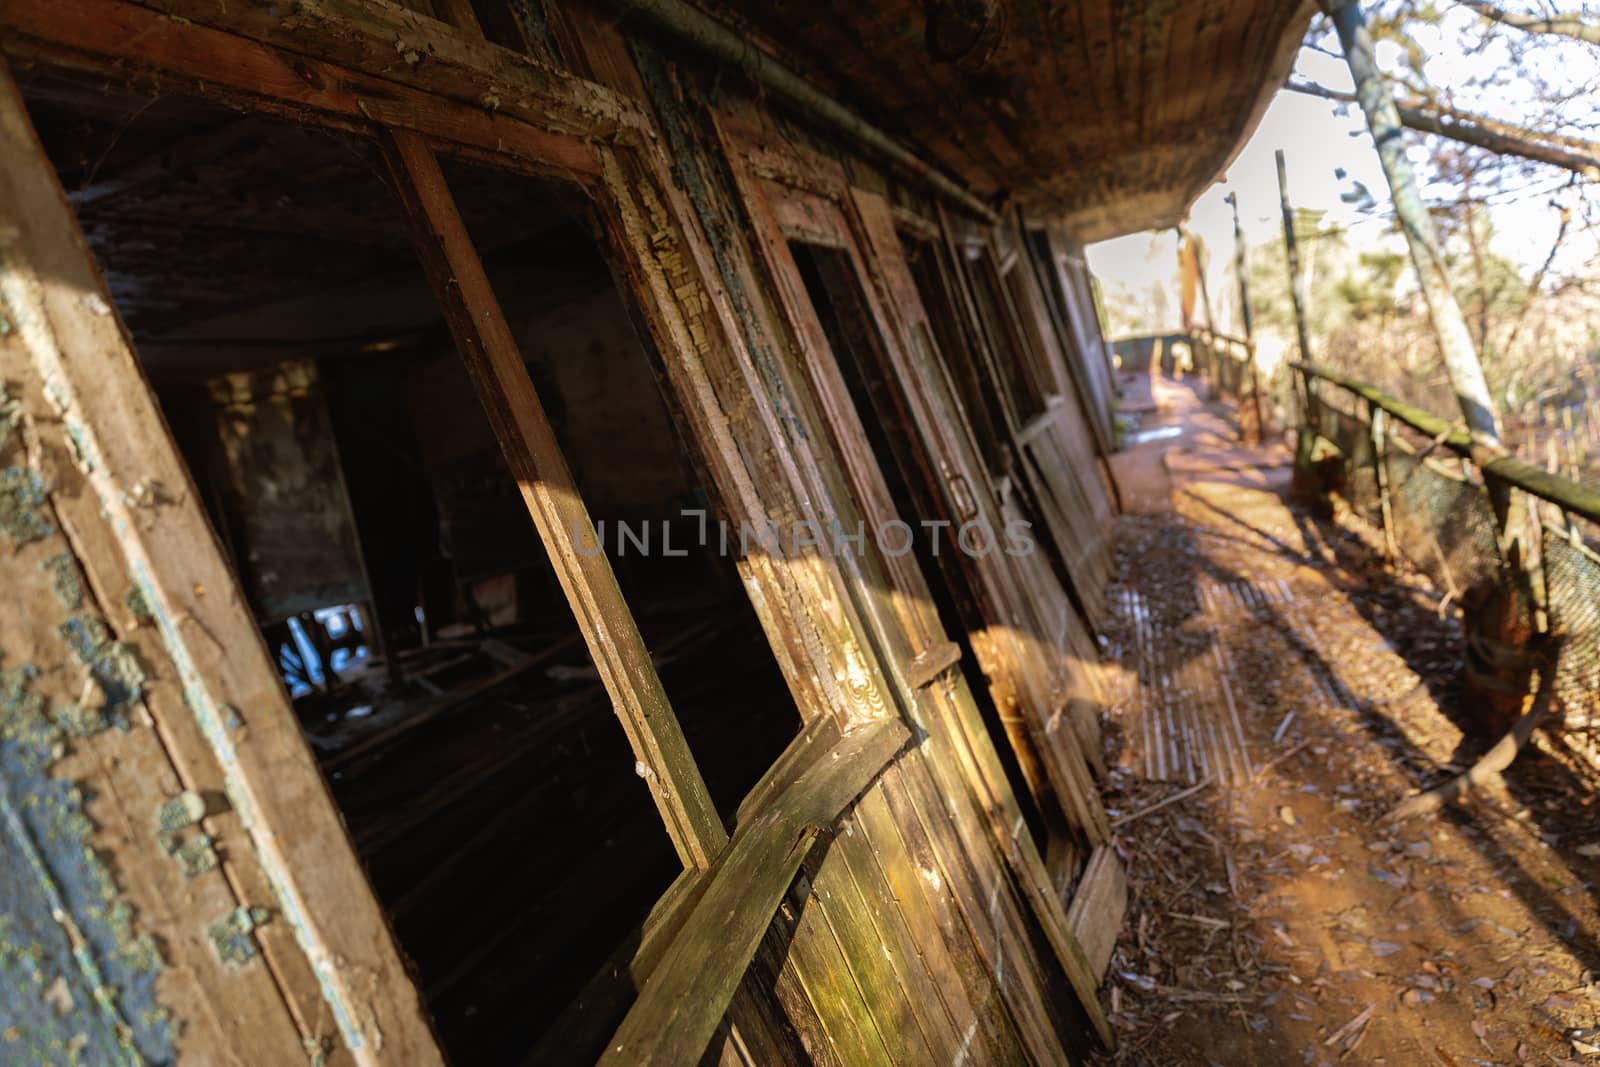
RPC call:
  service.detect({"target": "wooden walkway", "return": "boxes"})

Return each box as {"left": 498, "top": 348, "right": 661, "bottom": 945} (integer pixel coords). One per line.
{"left": 1096, "top": 371, "right": 1600, "bottom": 1066}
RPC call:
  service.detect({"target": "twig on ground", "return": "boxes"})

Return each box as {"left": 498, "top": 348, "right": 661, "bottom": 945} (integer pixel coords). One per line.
{"left": 1112, "top": 778, "right": 1213, "bottom": 828}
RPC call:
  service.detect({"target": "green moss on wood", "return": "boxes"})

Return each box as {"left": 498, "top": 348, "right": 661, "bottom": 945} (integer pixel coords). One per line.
{"left": 206, "top": 907, "right": 271, "bottom": 966}
{"left": 43, "top": 554, "right": 85, "bottom": 612}
{"left": 1298, "top": 362, "right": 1600, "bottom": 522}
{"left": 0, "top": 468, "right": 52, "bottom": 546}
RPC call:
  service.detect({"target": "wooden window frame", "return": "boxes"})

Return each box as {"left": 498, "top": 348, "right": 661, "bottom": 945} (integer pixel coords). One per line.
{"left": 0, "top": 3, "right": 921, "bottom": 1062}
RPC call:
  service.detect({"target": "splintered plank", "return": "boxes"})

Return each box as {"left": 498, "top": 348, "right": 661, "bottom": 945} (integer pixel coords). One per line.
{"left": 1065, "top": 846, "right": 1129, "bottom": 983}
{"left": 599, "top": 720, "right": 909, "bottom": 1066}
{"left": 380, "top": 128, "right": 726, "bottom": 870}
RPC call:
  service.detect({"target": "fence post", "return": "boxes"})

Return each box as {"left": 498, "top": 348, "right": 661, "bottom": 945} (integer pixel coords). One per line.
{"left": 1369, "top": 402, "right": 1400, "bottom": 561}
{"left": 1293, "top": 367, "right": 1321, "bottom": 495}
{"left": 1276, "top": 151, "right": 1314, "bottom": 374}
{"left": 1226, "top": 192, "right": 1265, "bottom": 445}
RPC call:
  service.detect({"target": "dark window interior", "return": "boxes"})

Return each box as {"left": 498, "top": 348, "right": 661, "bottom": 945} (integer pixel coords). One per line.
{"left": 1025, "top": 229, "right": 1076, "bottom": 356}
{"left": 24, "top": 72, "right": 800, "bottom": 1066}
{"left": 963, "top": 249, "right": 1049, "bottom": 425}
{"left": 787, "top": 242, "right": 1047, "bottom": 849}
{"left": 903, "top": 238, "right": 1011, "bottom": 482}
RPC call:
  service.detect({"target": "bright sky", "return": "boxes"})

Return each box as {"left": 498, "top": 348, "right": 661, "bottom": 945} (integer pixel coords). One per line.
{"left": 1088, "top": 7, "right": 1600, "bottom": 337}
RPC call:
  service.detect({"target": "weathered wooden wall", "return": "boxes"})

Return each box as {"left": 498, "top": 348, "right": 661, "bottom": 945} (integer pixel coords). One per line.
{"left": 0, "top": 0, "right": 1278, "bottom": 1060}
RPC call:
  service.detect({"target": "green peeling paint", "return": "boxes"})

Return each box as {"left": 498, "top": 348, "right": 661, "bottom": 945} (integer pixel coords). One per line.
{"left": 630, "top": 43, "right": 814, "bottom": 449}
{"left": 121, "top": 587, "right": 151, "bottom": 623}
{"left": 1, "top": 709, "right": 172, "bottom": 1064}
{"left": 62, "top": 426, "right": 95, "bottom": 475}
{"left": 0, "top": 468, "right": 52, "bottom": 546}
{"left": 44, "top": 553, "right": 86, "bottom": 612}
{"left": 170, "top": 836, "right": 219, "bottom": 880}
{"left": 52, "top": 703, "right": 107, "bottom": 740}
{"left": 0, "top": 665, "right": 45, "bottom": 740}
{"left": 511, "top": 0, "right": 563, "bottom": 63}
{"left": 154, "top": 792, "right": 205, "bottom": 834}
{"left": 56, "top": 613, "right": 144, "bottom": 724}
{"left": 129, "top": 529, "right": 365, "bottom": 1046}
{"left": 207, "top": 907, "right": 271, "bottom": 967}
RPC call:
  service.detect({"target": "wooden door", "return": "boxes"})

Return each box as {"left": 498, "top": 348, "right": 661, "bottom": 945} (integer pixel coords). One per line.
{"left": 945, "top": 221, "right": 1116, "bottom": 633}
{"left": 715, "top": 119, "right": 1114, "bottom": 1059}
{"left": 755, "top": 175, "right": 1108, "bottom": 852}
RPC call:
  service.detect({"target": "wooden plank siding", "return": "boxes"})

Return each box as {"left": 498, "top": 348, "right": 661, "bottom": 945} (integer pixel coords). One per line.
{"left": 708, "top": 111, "right": 1113, "bottom": 1056}
{"left": 0, "top": 0, "right": 1143, "bottom": 1062}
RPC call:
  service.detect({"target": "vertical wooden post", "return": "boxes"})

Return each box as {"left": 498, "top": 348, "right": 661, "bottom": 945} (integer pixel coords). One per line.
{"left": 1370, "top": 403, "right": 1399, "bottom": 560}
{"left": 1226, "top": 191, "right": 1265, "bottom": 443}
{"left": 1275, "top": 151, "right": 1314, "bottom": 372}
{"left": 378, "top": 128, "right": 727, "bottom": 870}
{"left": 1278, "top": 150, "right": 1323, "bottom": 488}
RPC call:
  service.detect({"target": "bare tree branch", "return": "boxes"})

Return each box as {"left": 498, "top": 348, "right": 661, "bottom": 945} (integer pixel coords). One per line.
{"left": 1453, "top": 0, "right": 1600, "bottom": 45}
{"left": 1287, "top": 79, "right": 1600, "bottom": 178}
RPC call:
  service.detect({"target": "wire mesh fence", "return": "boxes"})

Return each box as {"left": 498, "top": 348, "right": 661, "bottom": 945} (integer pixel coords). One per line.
{"left": 1297, "top": 366, "right": 1600, "bottom": 781}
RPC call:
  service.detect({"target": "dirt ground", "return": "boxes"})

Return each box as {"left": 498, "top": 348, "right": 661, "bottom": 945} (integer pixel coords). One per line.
{"left": 1094, "top": 372, "right": 1600, "bottom": 1066}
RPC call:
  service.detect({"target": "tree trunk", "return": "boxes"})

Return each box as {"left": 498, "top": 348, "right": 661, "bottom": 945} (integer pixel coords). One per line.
{"left": 1327, "top": 0, "right": 1554, "bottom": 821}
{"left": 1325, "top": 0, "right": 1504, "bottom": 450}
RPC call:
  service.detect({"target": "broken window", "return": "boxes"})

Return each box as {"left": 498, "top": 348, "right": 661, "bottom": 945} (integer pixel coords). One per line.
{"left": 24, "top": 71, "right": 800, "bottom": 1065}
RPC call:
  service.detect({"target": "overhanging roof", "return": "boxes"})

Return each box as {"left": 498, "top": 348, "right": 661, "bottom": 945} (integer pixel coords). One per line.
{"left": 700, "top": 0, "right": 1318, "bottom": 241}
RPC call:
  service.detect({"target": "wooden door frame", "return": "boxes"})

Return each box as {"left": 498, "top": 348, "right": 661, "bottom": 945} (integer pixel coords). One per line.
{"left": 712, "top": 111, "right": 1113, "bottom": 1044}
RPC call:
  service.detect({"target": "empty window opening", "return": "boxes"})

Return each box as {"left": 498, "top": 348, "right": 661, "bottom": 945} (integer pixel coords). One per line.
{"left": 26, "top": 73, "right": 800, "bottom": 1065}
{"left": 787, "top": 241, "right": 1047, "bottom": 849}
{"left": 962, "top": 248, "right": 1050, "bottom": 425}
{"left": 903, "top": 238, "right": 1011, "bottom": 482}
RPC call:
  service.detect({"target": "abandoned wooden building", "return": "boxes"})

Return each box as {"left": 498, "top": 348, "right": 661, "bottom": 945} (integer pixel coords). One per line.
{"left": 0, "top": 1, "right": 1315, "bottom": 1063}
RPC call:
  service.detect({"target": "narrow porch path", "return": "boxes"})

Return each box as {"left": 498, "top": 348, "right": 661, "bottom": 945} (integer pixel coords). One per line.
{"left": 1094, "top": 374, "right": 1600, "bottom": 1066}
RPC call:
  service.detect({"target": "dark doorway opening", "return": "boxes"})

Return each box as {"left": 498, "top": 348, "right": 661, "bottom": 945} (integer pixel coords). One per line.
{"left": 787, "top": 241, "right": 1047, "bottom": 850}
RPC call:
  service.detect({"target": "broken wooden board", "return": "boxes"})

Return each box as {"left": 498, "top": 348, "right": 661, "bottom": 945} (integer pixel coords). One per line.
{"left": 1066, "top": 845, "right": 1129, "bottom": 983}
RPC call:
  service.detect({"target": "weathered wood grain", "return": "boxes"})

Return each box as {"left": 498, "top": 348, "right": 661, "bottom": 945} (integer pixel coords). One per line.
{"left": 599, "top": 720, "right": 909, "bottom": 1066}
{"left": 0, "top": 54, "right": 440, "bottom": 1066}
{"left": 1, "top": 0, "right": 603, "bottom": 181}
{"left": 1066, "top": 846, "right": 1129, "bottom": 982}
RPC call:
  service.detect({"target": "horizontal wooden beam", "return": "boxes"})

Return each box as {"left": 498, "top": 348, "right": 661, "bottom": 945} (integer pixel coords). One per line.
{"left": 1296, "top": 362, "right": 1600, "bottom": 523}
{"left": 1, "top": 0, "right": 602, "bottom": 180}
{"left": 599, "top": 719, "right": 910, "bottom": 1066}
